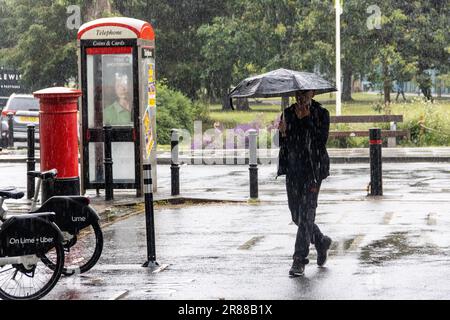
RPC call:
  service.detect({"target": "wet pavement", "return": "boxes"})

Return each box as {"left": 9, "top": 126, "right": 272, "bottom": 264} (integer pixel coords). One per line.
{"left": 28, "top": 162, "right": 450, "bottom": 300}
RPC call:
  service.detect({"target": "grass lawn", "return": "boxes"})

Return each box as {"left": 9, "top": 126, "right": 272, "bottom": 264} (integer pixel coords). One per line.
{"left": 205, "top": 92, "right": 450, "bottom": 147}
{"left": 157, "top": 93, "right": 450, "bottom": 150}
{"left": 209, "top": 93, "right": 449, "bottom": 125}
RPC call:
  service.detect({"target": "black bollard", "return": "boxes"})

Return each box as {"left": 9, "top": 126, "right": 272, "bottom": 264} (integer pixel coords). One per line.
{"left": 142, "top": 163, "right": 159, "bottom": 268}
{"left": 369, "top": 128, "right": 383, "bottom": 196}
{"left": 7, "top": 112, "right": 14, "bottom": 148}
{"left": 249, "top": 129, "right": 258, "bottom": 199}
{"left": 171, "top": 129, "right": 180, "bottom": 196}
{"left": 26, "top": 124, "right": 36, "bottom": 199}
{"left": 103, "top": 125, "right": 114, "bottom": 201}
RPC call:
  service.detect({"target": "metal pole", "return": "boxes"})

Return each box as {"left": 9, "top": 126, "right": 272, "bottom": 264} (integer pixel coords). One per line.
{"left": 335, "top": 0, "right": 342, "bottom": 116}
{"left": 248, "top": 129, "right": 258, "bottom": 199}
{"left": 142, "top": 162, "right": 159, "bottom": 268}
{"left": 369, "top": 128, "right": 383, "bottom": 196}
{"left": 170, "top": 129, "right": 180, "bottom": 196}
{"left": 7, "top": 112, "right": 14, "bottom": 148}
{"left": 26, "top": 124, "right": 36, "bottom": 199}
{"left": 103, "top": 125, "right": 114, "bottom": 201}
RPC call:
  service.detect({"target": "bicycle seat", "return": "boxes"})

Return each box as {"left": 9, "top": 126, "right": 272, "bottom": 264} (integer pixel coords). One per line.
{"left": 27, "top": 169, "right": 58, "bottom": 180}
{"left": 25, "top": 212, "right": 56, "bottom": 221}
{"left": 0, "top": 187, "right": 24, "bottom": 199}
{"left": 8, "top": 212, "right": 55, "bottom": 223}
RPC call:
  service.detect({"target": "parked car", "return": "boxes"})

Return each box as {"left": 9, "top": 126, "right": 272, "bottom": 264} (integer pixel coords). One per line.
{"left": 1, "top": 94, "right": 40, "bottom": 146}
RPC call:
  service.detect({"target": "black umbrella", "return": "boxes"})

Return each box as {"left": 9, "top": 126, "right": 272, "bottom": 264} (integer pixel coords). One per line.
{"left": 228, "top": 68, "right": 336, "bottom": 109}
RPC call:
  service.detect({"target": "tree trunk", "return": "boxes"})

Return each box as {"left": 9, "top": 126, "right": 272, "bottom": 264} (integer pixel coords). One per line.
{"left": 236, "top": 98, "right": 250, "bottom": 111}
{"left": 342, "top": 65, "right": 353, "bottom": 101}
{"left": 222, "top": 94, "right": 232, "bottom": 111}
{"left": 383, "top": 83, "right": 391, "bottom": 104}
{"left": 383, "top": 63, "right": 391, "bottom": 104}
{"left": 86, "top": 0, "right": 112, "bottom": 20}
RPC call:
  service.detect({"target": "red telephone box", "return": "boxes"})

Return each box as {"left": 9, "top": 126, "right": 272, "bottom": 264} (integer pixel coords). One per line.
{"left": 77, "top": 17, "right": 157, "bottom": 196}
{"left": 33, "top": 87, "right": 82, "bottom": 201}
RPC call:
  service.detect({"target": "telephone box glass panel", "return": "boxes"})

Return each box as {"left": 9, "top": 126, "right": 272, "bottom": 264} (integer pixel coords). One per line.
{"left": 86, "top": 52, "right": 134, "bottom": 128}
{"left": 88, "top": 142, "right": 135, "bottom": 183}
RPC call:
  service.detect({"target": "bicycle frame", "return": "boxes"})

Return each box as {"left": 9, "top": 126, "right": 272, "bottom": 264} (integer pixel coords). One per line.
{"left": 30, "top": 176, "right": 43, "bottom": 212}
{"left": 0, "top": 255, "right": 39, "bottom": 268}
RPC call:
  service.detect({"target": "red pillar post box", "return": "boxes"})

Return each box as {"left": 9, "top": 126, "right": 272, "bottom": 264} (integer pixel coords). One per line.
{"left": 33, "top": 87, "right": 82, "bottom": 202}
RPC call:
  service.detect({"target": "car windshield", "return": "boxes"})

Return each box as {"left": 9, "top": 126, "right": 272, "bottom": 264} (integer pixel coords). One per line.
{"left": 7, "top": 97, "right": 40, "bottom": 111}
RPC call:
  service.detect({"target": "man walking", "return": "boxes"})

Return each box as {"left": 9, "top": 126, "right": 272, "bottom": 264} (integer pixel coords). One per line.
{"left": 277, "top": 90, "right": 332, "bottom": 276}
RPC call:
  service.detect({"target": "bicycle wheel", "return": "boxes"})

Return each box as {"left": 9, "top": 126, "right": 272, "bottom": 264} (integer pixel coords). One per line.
{"left": 43, "top": 221, "right": 103, "bottom": 276}
{"left": 64, "top": 221, "right": 103, "bottom": 275}
{"left": 0, "top": 235, "right": 64, "bottom": 300}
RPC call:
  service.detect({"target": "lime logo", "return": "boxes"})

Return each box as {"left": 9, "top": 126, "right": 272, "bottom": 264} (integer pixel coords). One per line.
{"left": 72, "top": 216, "right": 87, "bottom": 222}
{"left": 9, "top": 237, "right": 54, "bottom": 245}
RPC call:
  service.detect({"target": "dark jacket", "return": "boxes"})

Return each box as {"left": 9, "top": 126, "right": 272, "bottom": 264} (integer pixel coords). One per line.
{"left": 277, "top": 99, "right": 330, "bottom": 181}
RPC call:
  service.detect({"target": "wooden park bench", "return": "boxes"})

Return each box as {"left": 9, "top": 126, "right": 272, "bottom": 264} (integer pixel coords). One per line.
{"left": 329, "top": 115, "right": 409, "bottom": 147}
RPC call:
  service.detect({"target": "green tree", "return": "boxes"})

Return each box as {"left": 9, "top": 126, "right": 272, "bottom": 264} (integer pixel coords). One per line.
{"left": 198, "top": 0, "right": 335, "bottom": 110}
{"left": 363, "top": 0, "right": 449, "bottom": 103}
{"left": 198, "top": 14, "right": 255, "bottom": 110}
{"left": 0, "top": 0, "right": 14, "bottom": 51}
{"left": 404, "top": 1, "right": 449, "bottom": 100}
{"left": 340, "top": 0, "right": 377, "bottom": 101}
{"left": 110, "top": 0, "right": 230, "bottom": 100}
{"left": 1, "top": 0, "right": 80, "bottom": 90}
{"left": 0, "top": 0, "right": 115, "bottom": 91}
{"left": 364, "top": 2, "right": 412, "bottom": 104}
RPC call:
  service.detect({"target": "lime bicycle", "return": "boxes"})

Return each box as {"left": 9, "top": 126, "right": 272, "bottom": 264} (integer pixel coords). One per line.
{"left": 0, "top": 187, "right": 64, "bottom": 300}
{"left": 27, "top": 169, "right": 103, "bottom": 276}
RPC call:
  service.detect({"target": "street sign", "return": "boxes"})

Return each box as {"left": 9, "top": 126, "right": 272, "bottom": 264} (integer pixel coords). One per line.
{"left": 0, "top": 68, "right": 25, "bottom": 108}
{"left": 0, "top": 68, "right": 23, "bottom": 97}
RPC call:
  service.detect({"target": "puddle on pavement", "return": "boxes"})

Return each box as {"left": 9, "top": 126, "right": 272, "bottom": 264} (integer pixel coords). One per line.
{"left": 327, "top": 235, "right": 363, "bottom": 256}
{"left": 227, "top": 171, "right": 245, "bottom": 176}
{"left": 104, "top": 199, "right": 244, "bottom": 219}
{"left": 359, "top": 232, "right": 441, "bottom": 265}
{"left": 58, "top": 290, "right": 84, "bottom": 300}
{"left": 81, "top": 277, "right": 106, "bottom": 287}
{"left": 238, "top": 236, "right": 265, "bottom": 250}
{"left": 327, "top": 240, "right": 341, "bottom": 255}
{"left": 343, "top": 238, "right": 355, "bottom": 251}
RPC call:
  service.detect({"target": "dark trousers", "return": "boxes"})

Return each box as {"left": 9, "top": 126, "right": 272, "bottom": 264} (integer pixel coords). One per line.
{"left": 286, "top": 174, "right": 324, "bottom": 264}
{"left": 396, "top": 90, "right": 406, "bottom": 102}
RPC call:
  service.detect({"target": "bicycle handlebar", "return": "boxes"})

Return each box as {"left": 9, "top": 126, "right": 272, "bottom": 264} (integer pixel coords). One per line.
{"left": 27, "top": 169, "right": 58, "bottom": 180}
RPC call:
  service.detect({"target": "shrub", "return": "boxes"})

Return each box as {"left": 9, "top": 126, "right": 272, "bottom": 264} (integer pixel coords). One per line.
{"left": 400, "top": 99, "right": 450, "bottom": 146}
{"left": 156, "top": 82, "right": 209, "bottom": 144}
